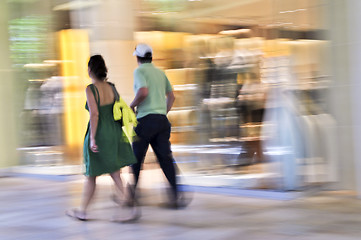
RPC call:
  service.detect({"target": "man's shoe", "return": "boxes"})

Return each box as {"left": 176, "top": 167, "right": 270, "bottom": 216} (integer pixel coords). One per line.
{"left": 159, "top": 191, "right": 191, "bottom": 210}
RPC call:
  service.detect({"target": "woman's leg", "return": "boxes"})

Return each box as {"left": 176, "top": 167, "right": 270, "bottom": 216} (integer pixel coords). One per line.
{"left": 80, "top": 176, "right": 97, "bottom": 213}
{"left": 110, "top": 170, "right": 140, "bottom": 222}
{"left": 110, "top": 170, "right": 125, "bottom": 197}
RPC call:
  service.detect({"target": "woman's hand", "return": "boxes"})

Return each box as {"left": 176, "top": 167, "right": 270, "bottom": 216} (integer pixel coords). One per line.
{"left": 90, "top": 138, "right": 98, "bottom": 152}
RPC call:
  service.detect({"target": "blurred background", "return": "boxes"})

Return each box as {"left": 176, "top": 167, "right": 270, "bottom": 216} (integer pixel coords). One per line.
{"left": 0, "top": 0, "right": 359, "bottom": 195}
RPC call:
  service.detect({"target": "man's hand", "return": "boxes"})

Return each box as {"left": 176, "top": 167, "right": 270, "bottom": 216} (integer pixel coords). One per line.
{"left": 166, "top": 91, "right": 175, "bottom": 113}
{"left": 130, "top": 104, "right": 136, "bottom": 113}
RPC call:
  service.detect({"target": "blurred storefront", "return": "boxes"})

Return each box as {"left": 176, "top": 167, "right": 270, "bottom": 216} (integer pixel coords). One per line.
{"left": 131, "top": 0, "right": 334, "bottom": 191}
{"left": 2, "top": 0, "right": 360, "bottom": 194}
{"left": 3, "top": 0, "right": 138, "bottom": 171}
{"left": 6, "top": 0, "right": 89, "bottom": 166}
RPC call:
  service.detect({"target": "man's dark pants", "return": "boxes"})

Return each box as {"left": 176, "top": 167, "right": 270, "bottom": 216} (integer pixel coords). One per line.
{"left": 131, "top": 114, "right": 178, "bottom": 200}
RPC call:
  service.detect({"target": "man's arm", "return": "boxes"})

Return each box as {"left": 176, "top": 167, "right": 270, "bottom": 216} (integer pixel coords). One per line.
{"left": 166, "top": 91, "right": 175, "bottom": 113}
{"left": 130, "top": 87, "right": 148, "bottom": 112}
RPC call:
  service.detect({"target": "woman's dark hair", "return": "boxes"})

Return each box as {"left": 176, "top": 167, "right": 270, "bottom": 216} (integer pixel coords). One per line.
{"left": 137, "top": 52, "right": 152, "bottom": 64}
{"left": 88, "top": 55, "right": 108, "bottom": 80}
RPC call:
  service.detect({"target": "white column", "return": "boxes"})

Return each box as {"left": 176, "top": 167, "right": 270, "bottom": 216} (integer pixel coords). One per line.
{"left": 71, "top": 0, "right": 137, "bottom": 103}
{"left": 347, "top": 0, "right": 361, "bottom": 197}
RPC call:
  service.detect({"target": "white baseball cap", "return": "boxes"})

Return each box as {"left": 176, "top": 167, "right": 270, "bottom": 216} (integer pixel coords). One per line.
{"left": 133, "top": 43, "right": 153, "bottom": 57}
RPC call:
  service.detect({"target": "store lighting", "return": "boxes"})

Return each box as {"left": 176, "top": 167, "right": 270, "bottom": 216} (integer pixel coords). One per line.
{"left": 53, "top": 0, "right": 100, "bottom": 11}
{"left": 149, "top": 11, "right": 178, "bottom": 15}
{"left": 219, "top": 29, "right": 251, "bottom": 35}
{"left": 28, "top": 79, "right": 45, "bottom": 82}
{"left": 58, "top": 29, "right": 90, "bottom": 152}
{"left": 43, "top": 60, "right": 73, "bottom": 64}
{"left": 173, "top": 84, "right": 198, "bottom": 91}
{"left": 24, "top": 63, "right": 56, "bottom": 69}
{"left": 279, "top": 9, "right": 306, "bottom": 14}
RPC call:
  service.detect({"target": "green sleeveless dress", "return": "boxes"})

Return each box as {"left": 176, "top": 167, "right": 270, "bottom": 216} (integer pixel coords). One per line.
{"left": 83, "top": 84, "right": 136, "bottom": 176}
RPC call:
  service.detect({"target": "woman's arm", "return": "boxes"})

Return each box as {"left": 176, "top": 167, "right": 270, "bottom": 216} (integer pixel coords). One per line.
{"left": 86, "top": 86, "right": 99, "bottom": 152}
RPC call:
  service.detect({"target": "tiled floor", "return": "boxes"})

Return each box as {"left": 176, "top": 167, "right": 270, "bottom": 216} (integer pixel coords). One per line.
{"left": 1, "top": 175, "right": 361, "bottom": 240}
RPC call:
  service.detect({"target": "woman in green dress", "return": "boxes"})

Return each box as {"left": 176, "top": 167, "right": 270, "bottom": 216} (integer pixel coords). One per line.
{"left": 66, "top": 55, "right": 138, "bottom": 222}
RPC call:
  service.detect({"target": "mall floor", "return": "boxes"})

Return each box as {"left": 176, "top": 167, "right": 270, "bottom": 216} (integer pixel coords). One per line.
{"left": 1, "top": 173, "right": 361, "bottom": 240}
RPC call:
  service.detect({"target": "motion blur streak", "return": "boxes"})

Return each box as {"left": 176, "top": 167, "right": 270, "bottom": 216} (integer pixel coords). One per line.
{"left": 1, "top": 1, "right": 361, "bottom": 239}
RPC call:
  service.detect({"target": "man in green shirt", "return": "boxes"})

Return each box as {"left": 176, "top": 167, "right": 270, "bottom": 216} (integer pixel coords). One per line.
{"left": 130, "top": 44, "right": 180, "bottom": 207}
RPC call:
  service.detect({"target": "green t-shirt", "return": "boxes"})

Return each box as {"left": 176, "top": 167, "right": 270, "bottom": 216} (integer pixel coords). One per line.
{"left": 133, "top": 63, "right": 173, "bottom": 119}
